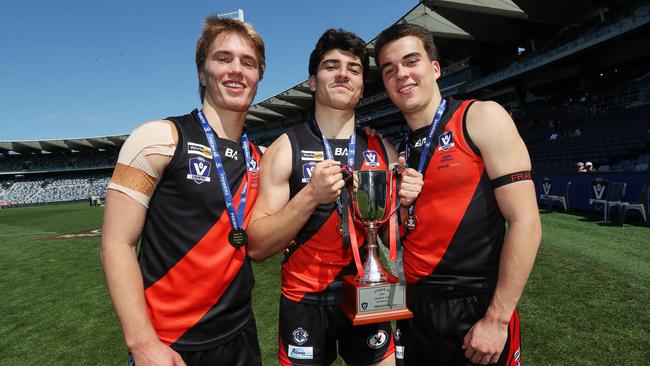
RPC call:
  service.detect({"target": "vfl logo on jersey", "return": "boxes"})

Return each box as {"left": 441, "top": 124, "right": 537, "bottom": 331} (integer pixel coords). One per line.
{"left": 438, "top": 131, "right": 455, "bottom": 151}
{"left": 301, "top": 150, "right": 324, "bottom": 162}
{"left": 414, "top": 137, "right": 426, "bottom": 148}
{"left": 292, "top": 327, "right": 309, "bottom": 345}
{"left": 367, "top": 330, "right": 388, "bottom": 349}
{"left": 187, "top": 142, "right": 212, "bottom": 159}
{"left": 363, "top": 150, "right": 380, "bottom": 167}
{"left": 186, "top": 157, "right": 211, "bottom": 184}
{"left": 225, "top": 147, "right": 238, "bottom": 160}
{"left": 302, "top": 162, "right": 316, "bottom": 183}
{"left": 288, "top": 345, "right": 313, "bottom": 360}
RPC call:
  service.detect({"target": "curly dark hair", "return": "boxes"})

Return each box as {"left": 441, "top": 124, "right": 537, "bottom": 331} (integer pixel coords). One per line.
{"left": 308, "top": 28, "right": 369, "bottom": 81}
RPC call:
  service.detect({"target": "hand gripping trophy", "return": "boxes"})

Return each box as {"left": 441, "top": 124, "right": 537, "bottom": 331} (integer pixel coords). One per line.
{"left": 339, "top": 166, "right": 413, "bottom": 325}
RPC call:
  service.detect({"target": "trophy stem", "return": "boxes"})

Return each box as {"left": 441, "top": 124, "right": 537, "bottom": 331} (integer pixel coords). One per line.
{"left": 358, "top": 222, "right": 388, "bottom": 283}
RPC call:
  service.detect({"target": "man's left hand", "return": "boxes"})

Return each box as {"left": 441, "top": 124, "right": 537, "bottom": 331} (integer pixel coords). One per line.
{"left": 462, "top": 315, "right": 508, "bottom": 365}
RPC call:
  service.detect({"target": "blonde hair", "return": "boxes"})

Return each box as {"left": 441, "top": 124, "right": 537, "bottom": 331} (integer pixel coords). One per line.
{"left": 195, "top": 15, "right": 266, "bottom": 101}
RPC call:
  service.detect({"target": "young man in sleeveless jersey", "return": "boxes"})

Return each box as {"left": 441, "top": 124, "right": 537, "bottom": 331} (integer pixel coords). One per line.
{"left": 374, "top": 24, "right": 542, "bottom": 366}
{"left": 247, "top": 29, "right": 424, "bottom": 366}
{"left": 101, "top": 16, "right": 265, "bottom": 366}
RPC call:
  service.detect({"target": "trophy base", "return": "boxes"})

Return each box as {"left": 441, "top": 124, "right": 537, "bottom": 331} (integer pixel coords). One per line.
{"left": 340, "top": 274, "right": 413, "bottom": 326}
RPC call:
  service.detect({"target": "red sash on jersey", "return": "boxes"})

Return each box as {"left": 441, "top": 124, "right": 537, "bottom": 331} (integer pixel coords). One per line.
{"left": 281, "top": 134, "right": 389, "bottom": 302}
{"left": 145, "top": 144, "right": 262, "bottom": 345}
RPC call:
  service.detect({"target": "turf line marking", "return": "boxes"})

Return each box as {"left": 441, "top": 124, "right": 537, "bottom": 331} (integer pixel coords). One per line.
{"left": 0, "top": 231, "right": 57, "bottom": 237}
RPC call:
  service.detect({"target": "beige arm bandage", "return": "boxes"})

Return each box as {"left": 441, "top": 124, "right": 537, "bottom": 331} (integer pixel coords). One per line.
{"left": 108, "top": 121, "right": 177, "bottom": 208}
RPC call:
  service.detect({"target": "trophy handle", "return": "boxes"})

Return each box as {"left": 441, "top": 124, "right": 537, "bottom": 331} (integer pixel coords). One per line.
{"left": 376, "top": 169, "right": 402, "bottom": 226}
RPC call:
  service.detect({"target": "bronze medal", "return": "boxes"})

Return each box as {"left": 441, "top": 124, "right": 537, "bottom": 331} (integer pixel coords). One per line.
{"left": 229, "top": 228, "right": 248, "bottom": 248}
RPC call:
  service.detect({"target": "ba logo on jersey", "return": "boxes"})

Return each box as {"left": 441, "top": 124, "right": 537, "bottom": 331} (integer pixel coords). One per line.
{"left": 302, "top": 162, "right": 315, "bottom": 183}
{"left": 363, "top": 150, "right": 380, "bottom": 168}
{"left": 186, "top": 157, "right": 211, "bottom": 184}
{"left": 367, "top": 330, "right": 388, "bottom": 349}
{"left": 438, "top": 131, "right": 455, "bottom": 151}
{"left": 292, "top": 327, "right": 309, "bottom": 345}
{"left": 224, "top": 147, "right": 238, "bottom": 160}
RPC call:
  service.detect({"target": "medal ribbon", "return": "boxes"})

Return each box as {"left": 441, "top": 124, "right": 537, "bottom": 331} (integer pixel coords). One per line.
{"left": 320, "top": 127, "right": 364, "bottom": 275}
{"left": 406, "top": 99, "right": 447, "bottom": 222}
{"left": 197, "top": 110, "right": 251, "bottom": 232}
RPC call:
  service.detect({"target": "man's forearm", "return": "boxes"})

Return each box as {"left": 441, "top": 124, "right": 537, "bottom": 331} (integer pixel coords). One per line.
{"left": 248, "top": 187, "right": 320, "bottom": 262}
{"left": 486, "top": 217, "right": 541, "bottom": 323}
{"left": 101, "top": 243, "right": 159, "bottom": 349}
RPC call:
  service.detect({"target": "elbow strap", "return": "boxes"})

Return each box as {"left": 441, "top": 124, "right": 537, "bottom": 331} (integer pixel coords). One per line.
{"left": 492, "top": 170, "right": 531, "bottom": 189}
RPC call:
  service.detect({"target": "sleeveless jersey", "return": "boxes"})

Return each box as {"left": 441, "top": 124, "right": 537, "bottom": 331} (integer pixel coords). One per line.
{"left": 400, "top": 99, "right": 505, "bottom": 294}
{"left": 139, "top": 109, "right": 263, "bottom": 351}
{"left": 282, "top": 120, "right": 390, "bottom": 304}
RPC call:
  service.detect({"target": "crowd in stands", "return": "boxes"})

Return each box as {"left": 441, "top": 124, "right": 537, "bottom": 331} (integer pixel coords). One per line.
{"left": 0, "top": 151, "right": 116, "bottom": 173}
{"left": 0, "top": 174, "right": 110, "bottom": 206}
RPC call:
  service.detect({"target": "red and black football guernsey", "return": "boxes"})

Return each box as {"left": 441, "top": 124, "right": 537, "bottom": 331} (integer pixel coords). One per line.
{"left": 400, "top": 98, "right": 505, "bottom": 294}
{"left": 283, "top": 120, "right": 389, "bottom": 304}
{"left": 139, "top": 109, "right": 262, "bottom": 351}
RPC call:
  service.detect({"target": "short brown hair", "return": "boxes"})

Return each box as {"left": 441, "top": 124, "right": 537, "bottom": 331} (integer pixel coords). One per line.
{"left": 374, "top": 23, "right": 438, "bottom": 63}
{"left": 195, "top": 15, "right": 266, "bottom": 101}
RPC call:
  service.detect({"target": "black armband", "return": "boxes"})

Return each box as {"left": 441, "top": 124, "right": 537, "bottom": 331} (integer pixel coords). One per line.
{"left": 491, "top": 170, "right": 532, "bottom": 188}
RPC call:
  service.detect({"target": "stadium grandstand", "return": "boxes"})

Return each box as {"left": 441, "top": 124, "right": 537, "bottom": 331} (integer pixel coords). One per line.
{"left": 2, "top": 0, "right": 649, "bottom": 218}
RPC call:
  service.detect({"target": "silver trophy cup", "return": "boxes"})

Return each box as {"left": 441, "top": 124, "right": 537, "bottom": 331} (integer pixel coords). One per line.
{"left": 350, "top": 169, "right": 401, "bottom": 283}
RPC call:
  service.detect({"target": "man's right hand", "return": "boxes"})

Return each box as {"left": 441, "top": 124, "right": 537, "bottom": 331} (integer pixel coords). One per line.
{"left": 130, "top": 339, "right": 187, "bottom": 366}
{"left": 306, "top": 159, "right": 345, "bottom": 205}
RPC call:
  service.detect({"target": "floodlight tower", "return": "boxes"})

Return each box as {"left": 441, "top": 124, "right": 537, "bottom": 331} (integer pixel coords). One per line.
{"left": 218, "top": 9, "right": 244, "bottom": 22}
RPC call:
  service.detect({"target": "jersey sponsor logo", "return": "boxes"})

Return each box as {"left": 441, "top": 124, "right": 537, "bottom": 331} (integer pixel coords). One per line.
{"left": 394, "top": 328, "right": 401, "bottom": 341}
{"left": 224, "top": 147, "right": 239, "bottom": 160}
{"left": 187, "top": 142, "right": 212, "bottom": 159}
{"left": 438, "top": 131, "right": 455, "bottom": 151}
{"left": 302, "top": 162, "right": 315, "bottom": 183}
{"left": 367, "top": 330, "right": 388, "bottom": 349}
{"left": 414, "top": 137, "right": 426, "bottom": 148}
{"left": 292, "top": 327, "right": 309, "bottom": 345}
{"left": 396, "top": 345, "right": 404, "bottom": 359}
{"left": 288, "top": 345, "right": 313, "bottom": 360}
{"left": 440, "top": 154, "right": 454, "bottom": 163}
{"left": 363, "top": 150, "right": 380, "bottom": 167}
{"left": 334, "top": 147, "right": 348, "bottom": 156}
{"left": 186, "top": 157, "right": 211, "bottom": 184}
{"left": 301, "top": 150, "right": 324, "bottom": 162}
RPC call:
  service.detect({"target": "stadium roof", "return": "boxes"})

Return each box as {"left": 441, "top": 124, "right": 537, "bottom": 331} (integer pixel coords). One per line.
{"left": 0, "top": 135, "right": 128, "bottom": 155}
{"left": 242, "top": 0, "right": 630, "bottom": 131}
{"left": 3, "top": 0, "right": 642, "bottom": 153}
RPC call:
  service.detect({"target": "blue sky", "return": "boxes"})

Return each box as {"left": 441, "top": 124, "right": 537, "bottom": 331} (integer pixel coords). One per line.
{"left": 0, "top": 0, "right": 418, "bottom": 141}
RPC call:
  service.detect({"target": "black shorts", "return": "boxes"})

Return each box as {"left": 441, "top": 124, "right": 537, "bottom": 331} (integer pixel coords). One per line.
{"left": 278, "top": 295, "right": 395, "bottom": 365}
{"left": 395, "top": 292, "right": 521, "bottom": 366}
{"left": 128, "top": 317, "right": 261, "bottom": 366}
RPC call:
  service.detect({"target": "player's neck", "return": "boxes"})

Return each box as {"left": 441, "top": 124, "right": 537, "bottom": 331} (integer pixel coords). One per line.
{"left": 201, "top": 98, "right": 246, "bottom": 143}
{"left": 405, "top": 90, "right": 443, "bottom": 132}
{"left": 314, "top": 104, "right": 355, "bottom": 139}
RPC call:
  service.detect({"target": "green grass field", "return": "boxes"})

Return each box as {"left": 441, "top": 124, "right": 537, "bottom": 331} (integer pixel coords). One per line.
{"left": 1, "top": 203, "right": 649, "bottom": 365}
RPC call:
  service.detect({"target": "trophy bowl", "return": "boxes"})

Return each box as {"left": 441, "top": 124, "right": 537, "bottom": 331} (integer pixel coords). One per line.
{"left": 340, "top": 169, "right": 412, "bottom": 325}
